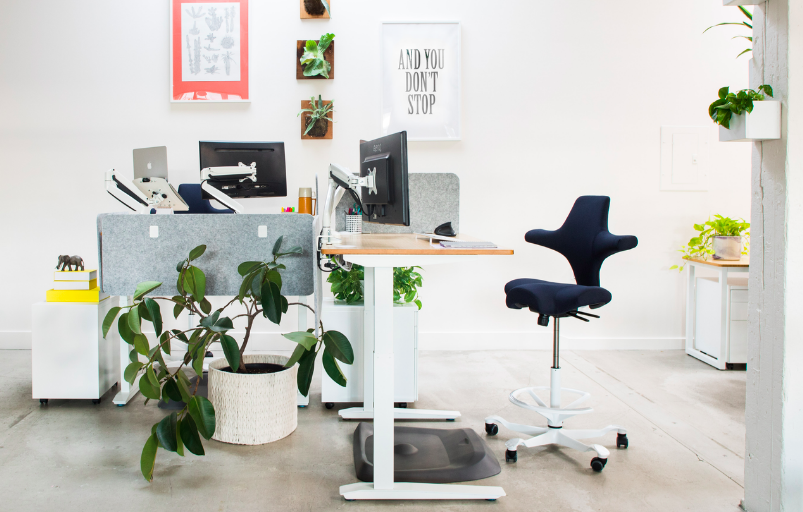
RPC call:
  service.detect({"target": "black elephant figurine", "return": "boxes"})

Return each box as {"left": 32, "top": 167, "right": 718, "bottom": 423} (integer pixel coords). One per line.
{"left": 56, "top": 255, "right": 85, "bottom": 271}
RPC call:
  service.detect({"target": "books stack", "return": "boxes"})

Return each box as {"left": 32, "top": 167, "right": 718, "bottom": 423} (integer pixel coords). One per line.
{"left": 46, "top": 270, "right": 108, "bottom": 303}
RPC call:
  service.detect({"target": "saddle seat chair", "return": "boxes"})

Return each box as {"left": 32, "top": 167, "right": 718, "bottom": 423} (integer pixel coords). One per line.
{"left": 484, "top": 196, "right": 637, "bottom": 472}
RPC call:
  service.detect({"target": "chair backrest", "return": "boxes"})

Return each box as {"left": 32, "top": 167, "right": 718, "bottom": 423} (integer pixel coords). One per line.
{"left": 176, "top": 184, "right": 234, "bottom": 214}
{"left": 525, "top": 196, "right": 637, "bottom": 287}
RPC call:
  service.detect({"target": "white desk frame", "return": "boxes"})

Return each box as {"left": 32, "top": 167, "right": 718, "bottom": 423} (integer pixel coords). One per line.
{"left": 684, "top": 260, "right": 749, "bottom": 370}
{"left": 337, "top": 254, "right": 505, "bottom": 501}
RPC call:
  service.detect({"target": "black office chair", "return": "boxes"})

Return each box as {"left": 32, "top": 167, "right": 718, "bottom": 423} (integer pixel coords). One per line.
{"left": 175, "top": 184, "right": 234, "bottom": 214}
{"left": 485, "top": 196, "right": 637, "bottom": 472}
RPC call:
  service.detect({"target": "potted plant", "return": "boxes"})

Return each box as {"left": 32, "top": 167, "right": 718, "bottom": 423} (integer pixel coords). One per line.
{"left": 328, "top": 263, "right": 424, "bottom": 309}
{"left": 296, "top": 33, "right": 335, "bottom": 79}
{"left": 710, "top": 85, "right": 780, "bottom": 142}
{"left": 301, "top": 0, "right": 330, "bottom": 18}
{"left": 299, "top": 95, "right": 334, "bottom": 139}
{"left": 671, "top": 215, "right": 750, "bottom": 271}
{"left": 101, "top": 237, "right": 354, "bottom": 481}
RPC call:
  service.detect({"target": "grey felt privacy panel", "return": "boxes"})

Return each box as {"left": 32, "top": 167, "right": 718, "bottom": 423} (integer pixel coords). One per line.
{"left": 335, "top": 173, "right": 459, "bottom": 234}
{"left": 98, "top": 213, "right": 314, "bottom": 296}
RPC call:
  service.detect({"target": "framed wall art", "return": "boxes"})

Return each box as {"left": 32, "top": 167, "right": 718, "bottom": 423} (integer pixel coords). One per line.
{"left": 380, "top": 22, "right": 461, "bottom": 141}
{"left": 170, "top": 0, "right": 250, "bottom": 102}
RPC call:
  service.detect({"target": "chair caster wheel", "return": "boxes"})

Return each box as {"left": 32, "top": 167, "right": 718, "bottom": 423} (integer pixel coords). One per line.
{"left": 485, "top": 423, "right": 499, "bottom": 436}
{"left": 325, "top": 402, "right": 335, "bottom": 409}
{"left": 505, "top": 449, "right": 517, "bottom": 463}
{"left": 39, "top": 399, "right": 48, "bottom": 405}
{"left": 616, "top": 433, "right": 628, "bottom": 449}
{"left": 92, "top": 399, "right": 101, "bottom": 405}
{"left": 397, "top": 402, "right": 407, "bottom": 408}
{"left": 590, "top": 457, "right": 607, "bottom": 472}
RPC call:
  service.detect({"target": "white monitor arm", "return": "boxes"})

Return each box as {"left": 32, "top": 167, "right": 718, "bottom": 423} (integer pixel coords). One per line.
{"left": 105, "top": 169, "right": 151, "bottom": 213}
{"left": 200, "top": 167, "right": 246, "bottom": 214}
{"left": 321, "top": 163, "right": 376, "bottom": 244}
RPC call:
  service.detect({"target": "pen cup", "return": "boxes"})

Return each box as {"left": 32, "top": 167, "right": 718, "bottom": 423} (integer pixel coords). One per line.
{"left": 298, "top": 188, "right": 316, "bottom": 215}
{"left": 345, "top": 214, "right": 362, "bottom": 233}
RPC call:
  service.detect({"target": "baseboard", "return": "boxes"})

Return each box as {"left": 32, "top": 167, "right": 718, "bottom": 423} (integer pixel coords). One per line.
{"left": 0, "top": 330, "right": 684, "bottom": 351}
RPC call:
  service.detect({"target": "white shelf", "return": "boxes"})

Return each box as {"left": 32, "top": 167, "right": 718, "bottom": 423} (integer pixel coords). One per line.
{"left": 724, "top": 0, "right": 765, "bottom": 5}
{"left": 719, "top": 101, "right": 781, "bottom": 142}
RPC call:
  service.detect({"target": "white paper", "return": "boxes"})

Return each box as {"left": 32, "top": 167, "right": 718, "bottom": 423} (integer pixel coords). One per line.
{"left": 181, "top": 3, "right": 241, "bottom": 82}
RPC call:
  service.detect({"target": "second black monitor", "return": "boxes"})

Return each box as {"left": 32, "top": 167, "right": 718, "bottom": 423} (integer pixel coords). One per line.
{"left": 199, "top": 141, "right": 287, "bottom": 199}
{"left": 359, "top": 131, "right": 410, "bottom": 227}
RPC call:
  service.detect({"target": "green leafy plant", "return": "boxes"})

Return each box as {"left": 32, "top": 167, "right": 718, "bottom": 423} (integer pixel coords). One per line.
{"left": 300, "top": 33, "right": 335, "bottom": 78}
{"left": 671, "top": 215, "right": 750, "bottom": 272}
{"left": 709, "top": 85, "right": 773, "bottom": 129}
{"left": 704, "top": 5, "right": 753, "bottom": 58}
{"left": 101, "top": 237, "right": 353, "bottom": 482}
{"left": 298, "top": 95, "right": 334, "bottom": 136}
{"left": 327, "top": 264, "right": 424, "bottom": 310}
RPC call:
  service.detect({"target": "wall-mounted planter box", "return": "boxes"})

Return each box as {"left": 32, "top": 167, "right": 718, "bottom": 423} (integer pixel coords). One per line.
{"left": 300, "top": 100, "right": 333, "bottom": 139}
{"left": 300, "top": 0, "right": 330, "bottom": 19}
{"left": 719, "top": 101, "right": 781, "bottom": 142}
{"left": 296, "top": 40, "right": 334, "bottom": 79}
{"left": 724, "top": 0, "right": 765, "bottom": 6}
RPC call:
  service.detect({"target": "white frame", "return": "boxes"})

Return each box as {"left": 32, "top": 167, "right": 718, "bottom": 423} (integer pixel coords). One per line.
{"left": 169, "top": 0, "right": 252, "bottom": 103}
{"left": 380, "top": 21, "right": 461, "bottom": 141}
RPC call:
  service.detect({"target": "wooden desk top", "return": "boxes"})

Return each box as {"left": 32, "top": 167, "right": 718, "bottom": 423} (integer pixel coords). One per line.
{"left": 687, "top": 257, "right": 749, "bottom": 268}
{"left": 321, "top": 233, "right": 514, "bottom": 256}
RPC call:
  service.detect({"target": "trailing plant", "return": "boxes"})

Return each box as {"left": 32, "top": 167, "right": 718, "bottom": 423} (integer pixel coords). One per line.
{"left": 670, "top": 215, "right": 750, "bottom": 272}
{"left": 704, "top": 5, "right": 753, "bottom": 58}
{"left": 298, "top": 95, "right": 334, "bottom": 136}
{"left": 300, "top": 33, "right": 335, "bottom": 78}
{"left": 101, "top": 237, "right": 353, "bottom": 482}
{"left": 709, "top": 85, "right": 773, "bottom": 129}
{"left": 327, "top": 263, "right": 423, "bottom": 309}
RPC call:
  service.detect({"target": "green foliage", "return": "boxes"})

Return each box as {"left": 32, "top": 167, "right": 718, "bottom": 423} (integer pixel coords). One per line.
{"left": 709, "top": 85, "right": 773, "bottom": 129}
{"left": 299, "top": 33, "right": 335, "bottom": 78}
{"left": 703, "top": 6, "right": 753, "bottom": 58}
{"left": 298, "top": 95, "right": 334, "bottom": 136}
{"left": 671, "top": 215, "right": 750, "bottom": 272}
{"left": 326, "top": 263, "right": 424, "bottom": 309}
{"left": 100, "top": 241, "right": 352, "bottom": 482}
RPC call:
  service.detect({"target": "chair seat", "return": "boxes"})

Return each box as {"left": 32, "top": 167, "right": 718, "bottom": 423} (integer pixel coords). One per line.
{"left": 505, "top": 279, "right": 612, "bottom": 317}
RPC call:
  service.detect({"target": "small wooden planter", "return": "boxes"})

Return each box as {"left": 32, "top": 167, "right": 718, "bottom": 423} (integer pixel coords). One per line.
{"left": 296, "top": 40, "right": 335, "bottom": 79}
{"left": 300, "top": 0, "right": 330, "bottom": 19}
{"left": 301, "top": 99, "right": 333, "bottom": 139}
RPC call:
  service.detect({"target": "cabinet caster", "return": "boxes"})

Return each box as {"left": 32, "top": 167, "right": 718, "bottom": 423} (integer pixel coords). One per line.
{"left": 485, "top": 423, "right": 499, "bottom": 436}
{"left": 325, "top": 402, "right": 335, "bottom": 409}
{"left": 39, "top": 399, "right": 48, "bottom": 405}
{"left": 505, "top": 449, "right": 517, "bottom": 463}
{"left": 590, "top": 457, "right": 607, "bottom": 472}
{"left": 398, "top": 402, "right": 407, "bottom": 408}
{"left": 92, "top": 399, "right": 101, "bottom": 405}
{"left": 616, "top": 433, "right": 628, "bottom": 449}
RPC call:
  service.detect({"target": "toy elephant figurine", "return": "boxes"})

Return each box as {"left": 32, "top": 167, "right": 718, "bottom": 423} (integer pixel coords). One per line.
{"left": 56, "top": 255, "right": 85, "bottom": 271}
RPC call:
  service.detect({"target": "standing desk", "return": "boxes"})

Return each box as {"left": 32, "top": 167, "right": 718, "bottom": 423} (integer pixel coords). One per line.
{"left": 322, "top": 233, "right": 512, "bottom": 501}
{"left": 684, "top": 257, "right": 749, "bottom": 370}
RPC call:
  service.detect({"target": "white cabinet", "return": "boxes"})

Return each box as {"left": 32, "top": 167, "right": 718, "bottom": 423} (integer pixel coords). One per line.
{"left": 321, "top": 299, "right": 418, "bottom": 404}
{"left": 32, "top": 298, "right": 120, "bottom": 402}
{"left": 694, "top": 277, "right": 748, "bottom": 366}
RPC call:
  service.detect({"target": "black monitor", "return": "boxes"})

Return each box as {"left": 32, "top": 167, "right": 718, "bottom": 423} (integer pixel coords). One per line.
{"left": 199, "top": 141, "right": 287, "bottom": 199}
{"left": 359, "top": 131, "right": 410, "bottom": 226}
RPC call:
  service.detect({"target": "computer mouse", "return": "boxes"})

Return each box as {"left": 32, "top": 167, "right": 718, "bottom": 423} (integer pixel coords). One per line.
{"left": 434, "top": 222, "right": 456, "bottom": 237}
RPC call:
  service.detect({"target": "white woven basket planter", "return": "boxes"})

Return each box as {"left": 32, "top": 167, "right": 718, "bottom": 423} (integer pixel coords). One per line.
{"left": 208, "top": 354, "right": 298, "bottom": 445}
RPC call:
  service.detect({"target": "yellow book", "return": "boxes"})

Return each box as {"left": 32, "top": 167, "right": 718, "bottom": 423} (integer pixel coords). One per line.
{"left": 46, "top": 287, "right": 108, "bottom": 303}
{"left": 53, "top": 279, "right": 98, "bottom": 291}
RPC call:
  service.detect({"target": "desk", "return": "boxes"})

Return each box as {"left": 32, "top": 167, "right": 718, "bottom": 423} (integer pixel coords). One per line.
{"left": 684, "top": 257, "right": 749, "bottom": 370}
{"left": 323, "top": 233, "right": 512, "bottom": 501}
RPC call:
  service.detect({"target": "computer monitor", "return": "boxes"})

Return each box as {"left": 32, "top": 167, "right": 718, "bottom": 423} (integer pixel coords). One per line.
{"left": 199, "top": 141, "right": 287, "bottom": 199}
{"left": 359, "top": 131, "right": 410, "bottom": 226}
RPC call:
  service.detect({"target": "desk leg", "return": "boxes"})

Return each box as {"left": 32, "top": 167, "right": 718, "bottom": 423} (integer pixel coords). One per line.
{"left": 113, "top": 296, "right": 141, "bottom": 406}
{"left": 297, "top": 295, "right": 309, "bottom": 407}
{"left": 685, "top": 264, "right": 696, "bottom": 356}
{"left": 718, "top": 268, "right": 729, "bottom": 369}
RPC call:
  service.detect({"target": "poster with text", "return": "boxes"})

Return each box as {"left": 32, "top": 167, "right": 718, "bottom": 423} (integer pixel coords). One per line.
{"left": 170, "top": 0, "right": 249, "bottom": 102}
{"left": 381, "top": 22, "right": 461, "bottom": 141}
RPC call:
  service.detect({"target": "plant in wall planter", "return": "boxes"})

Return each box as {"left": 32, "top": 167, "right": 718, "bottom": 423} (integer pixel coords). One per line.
{"left": 328, "top": 263, "right": 423, "bottom": 310}
{"left": 671, "top": 215, "right": 750, "bottom": 271}
{"left": 101, "top": 238, "right": 353, "bottom": 481}
{"left": 710, "top": 85, "right": 780, "bottom": 142}
{"left": 300, "top": 0, "right": 330, "bottom": 19}
{"left": 704, "top": 5, "right": 753, "bottom": 58}
{"left": 299, "top": 95, "right": 334, "bottom": 139}
{"left": 296, "top": 33, "right": 335, "bottom": 79}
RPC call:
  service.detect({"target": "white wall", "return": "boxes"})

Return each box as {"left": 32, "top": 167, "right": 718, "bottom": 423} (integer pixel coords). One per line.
{"left": 0, "top": 0, "right": 752, "bottom": 350}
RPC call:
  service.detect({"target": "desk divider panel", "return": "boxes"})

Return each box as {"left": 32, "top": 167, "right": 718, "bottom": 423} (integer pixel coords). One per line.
{"left": 98, "top": 214, "right": 315, "bottom": 297}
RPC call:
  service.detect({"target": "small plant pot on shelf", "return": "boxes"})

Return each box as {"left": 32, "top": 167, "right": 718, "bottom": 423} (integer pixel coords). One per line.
{"left": 301, "top": 100, "right": 333, "bottom": 139}
{"left": 208, "top": 354, "right": 298, "bottom": 445}
{"left": 296, "top": 40, "right": 334, "bottom": 79}
{"left": 301, "top": 0, "right": 330, "bottom": 19}
{"left": 712, "top": 236, "right": 742, "bottom": 260}
{"left": 719, "top": 101, "right": 781, "bottom": 142}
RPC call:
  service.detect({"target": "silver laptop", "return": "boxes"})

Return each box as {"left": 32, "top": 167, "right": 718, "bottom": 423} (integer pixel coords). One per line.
{"left": 133, "top": 146, "right": 168, "bottom": 179}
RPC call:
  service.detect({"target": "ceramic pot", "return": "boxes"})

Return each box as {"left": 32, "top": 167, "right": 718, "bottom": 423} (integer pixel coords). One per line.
{"left": 712, "top": 236, "right": 742, "bottom": 260}
{"left": 208, "top": 354, "right": 297, "bottom": 445}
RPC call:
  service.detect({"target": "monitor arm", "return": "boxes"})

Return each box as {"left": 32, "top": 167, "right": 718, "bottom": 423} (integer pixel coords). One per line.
{"left": 321, "top": 163, "right": 376, "bottom": 244}
{"left": 105, "top": 168, "right": 151, "bottom": 213}
{"left": 200, "top": 167, "right": 246, "bottom": 214}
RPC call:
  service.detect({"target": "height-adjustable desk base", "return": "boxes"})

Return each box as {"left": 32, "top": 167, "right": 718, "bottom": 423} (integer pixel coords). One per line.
{"left": 340, "top": 482, "right": 506, "bottom": 501}
{"left": 339, "top": 407, "right": 461, "bottom": 421}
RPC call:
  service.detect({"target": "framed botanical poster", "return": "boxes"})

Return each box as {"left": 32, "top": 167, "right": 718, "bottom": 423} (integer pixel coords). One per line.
{"left": 381, "top": 22, "right": 461, "bottom": 141}
{"left": 170, "top": 0, "right": 250, "bottom": 102}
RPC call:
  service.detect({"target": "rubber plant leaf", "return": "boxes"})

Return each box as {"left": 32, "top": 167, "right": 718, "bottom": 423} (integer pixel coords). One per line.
{"left": 144, "top": 298, "right": 163, "bottom": 337}
{"left": 322, "top": 349, "right": 347, "bottom": 387}
{"left": 283, "top": 331, "right": 318, "bottom": 350}
{"left": 140, "top": 434, "right": 159, "bottom": 482}
{"left": 134, "top": 281, "right": 162, "bottom": 301}
{"left": 156, "top": 412, "right": 179, "bottom": 452}
{"left": 102, "top": 307, "right": 121, "bottom": 339}
{"left": 188, "top": 396, "right": 216, "bottom": 440}
{"left": 322, "top": 330, "right": 354, "bottom": 364}
{"left": 179, "top": 415, "right": 205, "bottom": 456}
{"left": 220, "top": 334, "right": 241, "bottom": 371}
{"left": 188, "top": 245, "right": 206, "bottom": 261}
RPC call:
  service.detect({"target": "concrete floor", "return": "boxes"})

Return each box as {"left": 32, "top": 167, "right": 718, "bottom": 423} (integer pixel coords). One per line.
{"left": 0, "top": 350, "right": 745, "bottom": 511}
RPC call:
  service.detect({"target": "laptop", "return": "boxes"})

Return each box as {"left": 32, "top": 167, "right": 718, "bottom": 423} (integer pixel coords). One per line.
{"left": 133, "top": 146, "right": 168, "bottom": 179}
